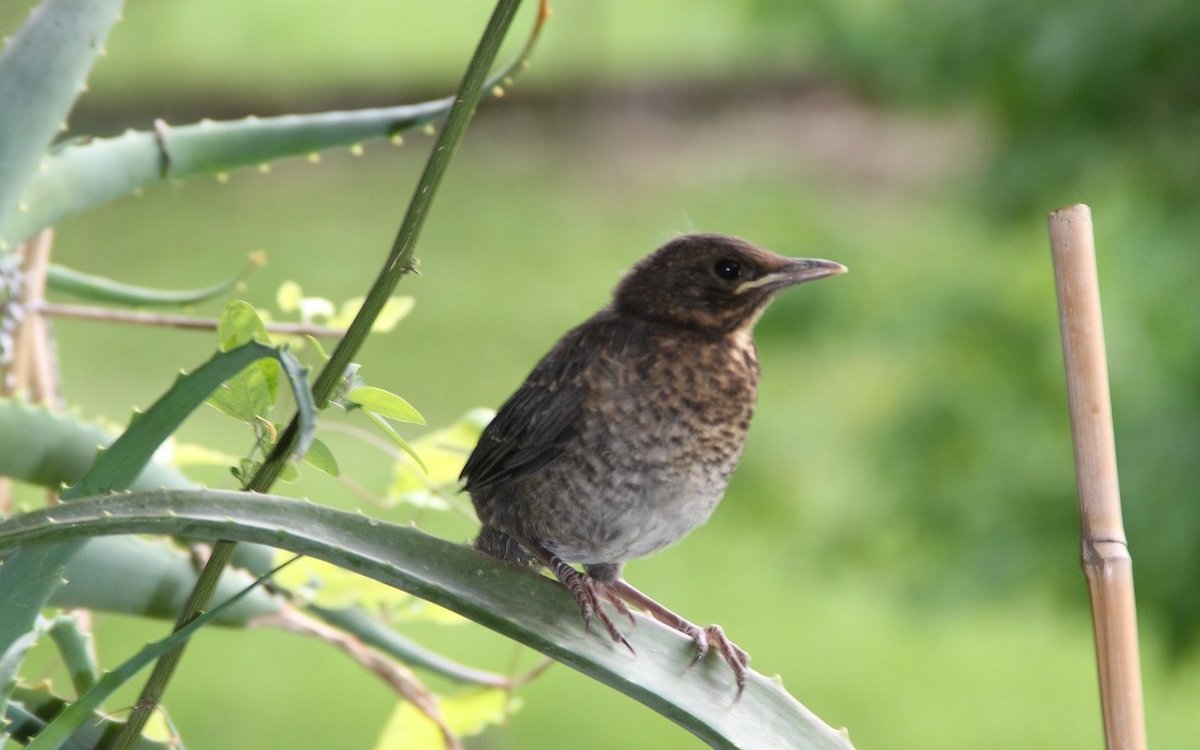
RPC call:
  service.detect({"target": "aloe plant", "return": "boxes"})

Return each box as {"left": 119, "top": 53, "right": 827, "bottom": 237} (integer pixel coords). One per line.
{"left": 2, "top": 492, "right": 857, "bottom": 750}
{"left": 0, "top": 0, "right": 856, "bottom": 747}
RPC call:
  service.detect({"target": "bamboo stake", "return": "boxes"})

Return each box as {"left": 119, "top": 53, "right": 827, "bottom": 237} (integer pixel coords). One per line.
{"left": 1048, "top": 203, "right": 1147, "bottom": 750}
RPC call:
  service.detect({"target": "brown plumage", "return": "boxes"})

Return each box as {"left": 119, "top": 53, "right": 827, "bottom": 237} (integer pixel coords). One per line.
{"left": 462, "top": 233, "right": 845, "bottom": 691}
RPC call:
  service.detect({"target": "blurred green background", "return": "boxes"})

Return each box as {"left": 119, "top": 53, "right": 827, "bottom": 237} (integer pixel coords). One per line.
{"left": 4, "top": 0, "right": 1198, "bottom": 747}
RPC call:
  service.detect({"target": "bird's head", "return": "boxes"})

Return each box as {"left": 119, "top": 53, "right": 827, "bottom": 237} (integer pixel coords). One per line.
{"left": 613, "top": 233, "right": 846, "bottom": 334}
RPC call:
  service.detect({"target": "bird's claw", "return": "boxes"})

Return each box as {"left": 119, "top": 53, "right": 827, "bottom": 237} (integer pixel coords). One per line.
{"left": 703, "top": 624, "right": 749, "bottom": 697}
{"left": 552, "top": 558, "right": 635, "bottom": 654}
{"left": 681, "top": 622, "right": 748, "bottom": 695}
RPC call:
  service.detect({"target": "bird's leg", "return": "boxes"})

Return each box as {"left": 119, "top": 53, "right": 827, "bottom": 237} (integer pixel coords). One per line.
{"left": 520, "top": 541, "right": 633, "bottom": 654}
{"left": 608, "top": 578, "right": 750, "bottom": 695}
{"left": 547, "top": 557, "right": 633, "bottom": 653}
{"left": 583, "top": 563, "right": 637, "bottom": 626}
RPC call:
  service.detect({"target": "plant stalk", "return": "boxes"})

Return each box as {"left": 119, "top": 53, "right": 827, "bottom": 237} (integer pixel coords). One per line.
{"left": 33, "top": 301, "right": 346, "bottom": 338}
{"left": 1047, "top": 203, "right": 1147, "bottom": 750}
{"left": 108, "top": 2, "right": 529, "bottom": 747}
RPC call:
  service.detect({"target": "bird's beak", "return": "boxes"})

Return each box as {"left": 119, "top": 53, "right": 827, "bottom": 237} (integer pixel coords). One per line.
{"left": 734, "top": 258, "right": 848, "bottom": 295}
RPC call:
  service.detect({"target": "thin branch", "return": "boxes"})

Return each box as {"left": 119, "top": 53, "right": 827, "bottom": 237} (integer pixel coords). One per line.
{"left": 1048, "top": 203, "right": 1147, "bottom": 750}
{"left": 31, "top": 302, "right": 347, "bottom": 338}
{"left": 252, "top": 606, "right": 461, "bottom": 749}
{"left": 18, "top": 230, "right": 60, "bottom": 406}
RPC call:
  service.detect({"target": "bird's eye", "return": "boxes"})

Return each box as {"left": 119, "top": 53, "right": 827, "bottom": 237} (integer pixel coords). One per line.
{"left": 713, "top": 258, "right": 742, "bottom": 281}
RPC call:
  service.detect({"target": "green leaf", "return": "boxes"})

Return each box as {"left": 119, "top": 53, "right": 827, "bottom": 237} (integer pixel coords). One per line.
{"left": 46, "top": 614, "right": 98, "bottom": 696}
{"left": 63, "top": 341, "right": 310, "bottom": 501}
{"left": 0, "top": 0, "right": 125, "bottom": 247}
{"left": 278, "top": 462, "right": 300, "bottom": 483}
{"left": 217, "top": 300, "right": 271, "bottom": 350}
{"left": 301, "top": 436, "right": 340, "bottom": 477}
{"left": 275, "top": 280, "right": 304, "bottom": 312}
{"left": 346, "top": 386, "right": 424, "bottom": 425}
{"left": 388, "top": 409, "right": 491, "bottom": 507}
{"left": 208, "top": 302, "right": 281, "bottom": 422}
{"left": 329, "top": 296, "right": 414, "bottom": 332}
{"left": 45, "top": 254, "right": 260, "bottom": 307}
{"left": 375, "top": 688, "right": 515, "bottom": 750}
{"left": 274, "top": 556, "right": 461, "bottom": 624}
{"left": 21, "top": 557, "right": 295, "bottom": 750}
{"left": 5, "top": 685, "right": 173, "bottom": 750}
{"left": 0, "top": 492, "right": 857, "bottom": 750}
{"left": 365, "top": 411, "right": 428, "bottom": 473}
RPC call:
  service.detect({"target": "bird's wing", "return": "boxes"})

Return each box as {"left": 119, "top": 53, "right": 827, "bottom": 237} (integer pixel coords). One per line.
{"left": 460, "top": 319, "right": 610, "bottom": 493}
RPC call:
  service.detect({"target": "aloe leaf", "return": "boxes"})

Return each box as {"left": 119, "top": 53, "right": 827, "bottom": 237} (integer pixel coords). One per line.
{"left": 50, "top": 536, "right": 283, "bottom": 625}
{"left": 20, "top": 558, "right": 293, "bottom": 750}
{"left": 0, "top": 342, "right": 313, "bottom": 703}
{"left": 0, "top": 0, "right": 125, "bottom": 249}
{"left": 6, "top": 685, "right": 171, "bottom": 750}
{"left": 46, "top": 615, "right": 97, "bottom": 696}
{"left": 0, "top": 398, "right": 191, "bottom": 492}
{"left": 6, "top": 2, "right": 551, "bottom": 246}
{"left": 0, "top": 399, "right": 501, "bottom": 687}
{"left": 45, "top": 255, "right": 257, "bottom": 307}
{"left": 0, "top": 492, "right": 857, "bottom": 750}
{"left": 47, "top": 536, "right": 507, "bottom": 687}
{"left": 0, "top": 396, "right": 269, "bottom": 574}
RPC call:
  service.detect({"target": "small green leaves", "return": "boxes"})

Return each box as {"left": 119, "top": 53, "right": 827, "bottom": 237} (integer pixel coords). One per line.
{"left": 364, "top": 411, "right": 428, "bottom": 473}
{"left": 275, "top": 556, "right": 461, "bottom": 624}
{"left": 345, "top": 385, "right": 428, "bottom": 471}
{"left": 65, "top": 338, "right": 309, "bottom": 501}
{"left": 216, "top": 299, "right": 270, "bottom": 351}
{"left": 346, "top": 386, "right": 424, "bottom": 425}
{"left": 210, "top": 301, "right": 280, "bottom": 423}
{"left": 277, "top": 281, "right": 414, "bottom": 333}
{"left": 388, "top": 409, "right": 492, "bottom": 509}
{"left": 302, "top": 436, "right": 340, "bottom": 477}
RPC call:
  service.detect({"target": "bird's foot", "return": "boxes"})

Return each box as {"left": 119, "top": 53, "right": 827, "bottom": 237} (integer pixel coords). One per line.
{"left": 701, "top": 624, "right": 750, "bottom": 696}
{"left": 608, "top": 579, "right": 750, "bottom": 696}
{"left": 549, "top": 557, "right": 634, "bottom": 654}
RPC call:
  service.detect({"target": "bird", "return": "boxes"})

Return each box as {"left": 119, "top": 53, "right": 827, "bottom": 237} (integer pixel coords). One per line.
{"left": 460, "top": 233, "right": 846, "bottom": 692}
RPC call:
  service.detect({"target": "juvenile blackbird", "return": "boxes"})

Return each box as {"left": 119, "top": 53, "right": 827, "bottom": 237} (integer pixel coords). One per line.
{"left": 461, "top": 233, "right": 845, "bottom": 691}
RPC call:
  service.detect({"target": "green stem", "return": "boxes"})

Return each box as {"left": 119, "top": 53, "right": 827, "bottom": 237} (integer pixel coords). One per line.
{"left": 106, "top": 3, "right": 528, "bottom": 748}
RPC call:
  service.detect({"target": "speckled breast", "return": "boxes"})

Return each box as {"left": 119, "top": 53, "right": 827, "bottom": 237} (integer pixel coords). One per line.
{"left": 531, "top": 327, "right": 761, "bottom": 564}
